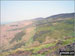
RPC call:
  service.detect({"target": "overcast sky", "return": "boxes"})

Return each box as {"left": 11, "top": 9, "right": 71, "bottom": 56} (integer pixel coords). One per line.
{"left": 1, "top": 1, "right": 74, "bottom": 24}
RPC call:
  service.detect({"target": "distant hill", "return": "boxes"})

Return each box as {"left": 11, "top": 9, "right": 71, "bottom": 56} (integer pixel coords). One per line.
{"left": 47, "top": 13, "right": 75, "bottom": 19}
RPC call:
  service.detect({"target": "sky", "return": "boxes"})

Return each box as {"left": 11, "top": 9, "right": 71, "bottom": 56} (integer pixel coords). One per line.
{"left": 1, "top": 1, "right": 74, "bottom": 24}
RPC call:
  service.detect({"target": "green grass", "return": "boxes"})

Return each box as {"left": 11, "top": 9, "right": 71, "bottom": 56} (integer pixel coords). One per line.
{"left": 31, "top": 54, "right": 46, "bottom": 56}
{"left": 26, "top": 37, "right": 75, "bottom": 53}
{"left": 24, "top": 42, "right": 57, "bottom": 53}
{"left": 33, "top": 18, "right": 74, "bottom": 43}
{"left": 62, "top": 37, "right": 75, "bottom": 45}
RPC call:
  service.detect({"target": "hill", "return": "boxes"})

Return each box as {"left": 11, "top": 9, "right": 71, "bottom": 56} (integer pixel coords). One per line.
{"left": 0, "top": 13, "right": 75, "bottom": 56}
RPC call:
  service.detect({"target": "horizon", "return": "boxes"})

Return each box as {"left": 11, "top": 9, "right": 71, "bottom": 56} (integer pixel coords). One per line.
{"left": 1, "top": 12, "right": 74, "bottom": 25}
{"left": 1, "top": 1, "right": 74, "bottom": 24}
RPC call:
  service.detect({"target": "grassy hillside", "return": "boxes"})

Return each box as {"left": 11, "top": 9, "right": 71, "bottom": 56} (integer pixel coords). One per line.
{"left": 0, "top": 13, "right": 75, "bottom": 56}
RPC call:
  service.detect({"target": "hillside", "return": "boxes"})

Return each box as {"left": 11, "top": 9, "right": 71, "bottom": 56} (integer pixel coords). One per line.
{"left": 0, "top": 13, "right": 75, "bottom": 56}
